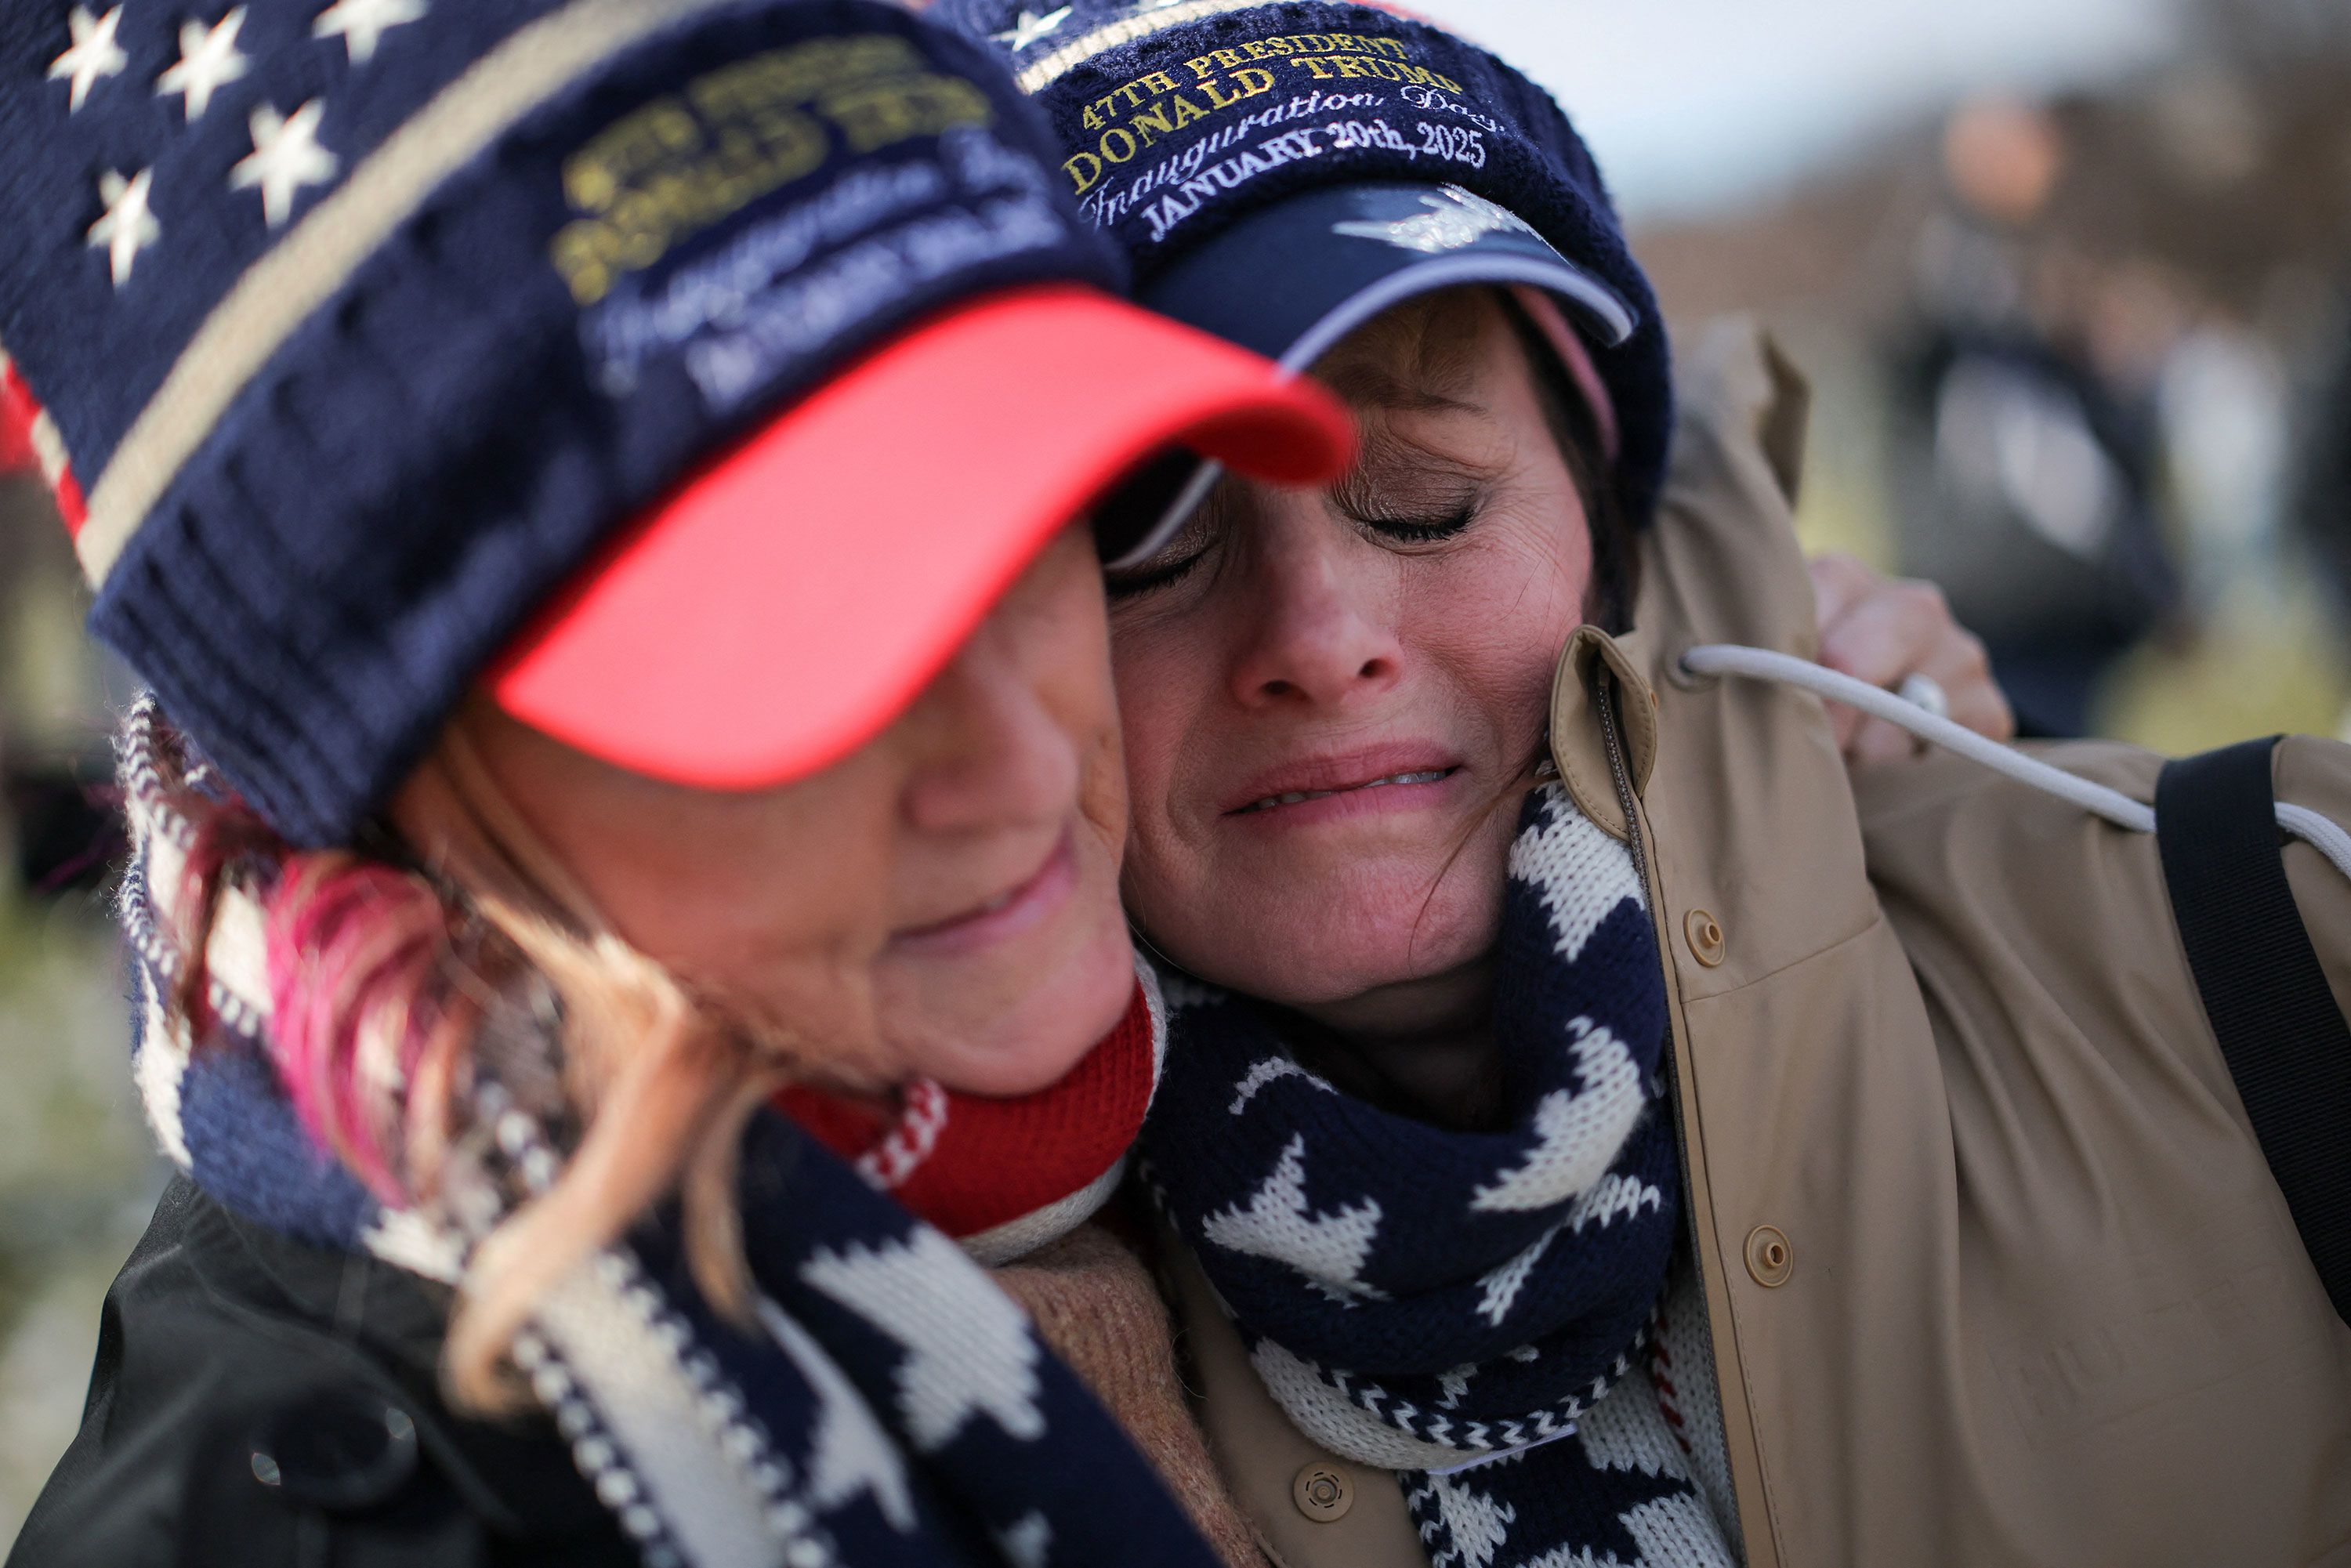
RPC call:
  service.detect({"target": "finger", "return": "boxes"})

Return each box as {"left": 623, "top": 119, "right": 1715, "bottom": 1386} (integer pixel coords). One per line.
{"left": 1822, "top": 696, "right": 1864, "bottom": 750}
{"left": 1849, "top": 715, "right": 1920, "bottom": 766}
{"left": 1817, "top": 581, "right": 1950, "bottom": 689}
{"left": 1806, "top": 553, "right": 1877, "bottom": 634}
{"left": 1949, "top": 687, "right": 2015, "bottom": 744}
{"left": 1844, "top": 665, "right": 2011, "bottom": 762}
{"left": 1912, "top": 628, "right": 2014, "bottom": 743}
{"left": 1929, "top": 669, "right": 2014, "bottom": 743}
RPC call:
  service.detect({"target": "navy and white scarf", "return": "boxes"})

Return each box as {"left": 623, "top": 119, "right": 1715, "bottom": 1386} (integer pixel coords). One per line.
{"left": 1143, "top": 784, "right": 1737, "bottom": 1568}
{"left": 117, "top": 699, "right": 1223, "bottom": 1568}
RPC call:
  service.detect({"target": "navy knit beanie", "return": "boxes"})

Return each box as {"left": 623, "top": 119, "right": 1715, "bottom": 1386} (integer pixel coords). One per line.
{"left": 931, "top": 0, "right": 1675, "bottom": 527}
{"left": 0, "top": 0, "right": 1132, "bottom": 846}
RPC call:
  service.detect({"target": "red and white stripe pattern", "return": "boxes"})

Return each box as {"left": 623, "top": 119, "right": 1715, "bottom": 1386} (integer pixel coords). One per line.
{"left": 0, "top": 346, "right": 86, "bottom": 530}
{"left": 857, "top": 1077, "right": 954, "bottom": 1190}
{"left": 778, "top": 966, "right": 1167, "bottom": 1265}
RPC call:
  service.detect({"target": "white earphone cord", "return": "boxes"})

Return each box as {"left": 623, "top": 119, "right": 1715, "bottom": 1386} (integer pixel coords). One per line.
{"left": 1678, "top": 643, "right": 2351, "bottom": 888}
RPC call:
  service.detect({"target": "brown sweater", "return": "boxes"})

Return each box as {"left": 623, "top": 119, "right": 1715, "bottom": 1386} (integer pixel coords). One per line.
{"left": 991, "top": 1223, "right": 1270, "bottom": 1568}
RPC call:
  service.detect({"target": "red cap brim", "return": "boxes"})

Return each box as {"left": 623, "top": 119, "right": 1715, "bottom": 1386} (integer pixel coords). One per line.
{"left": 488, "top": 284, "right": 1353, "bottom": 789}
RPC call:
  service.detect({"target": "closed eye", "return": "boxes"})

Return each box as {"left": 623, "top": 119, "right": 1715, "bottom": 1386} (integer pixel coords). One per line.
{"left": 1106, "top": 545, "right": 1208, "bottom": 599}
{"left": 1328, "top": 422, "right": 1494, "bottom": 548}
{"left": 1106, "top": 487, "right": 1236, "bottom": 601}
{"left": 1357, "top": 503, "right": 1477, "bottom": 543}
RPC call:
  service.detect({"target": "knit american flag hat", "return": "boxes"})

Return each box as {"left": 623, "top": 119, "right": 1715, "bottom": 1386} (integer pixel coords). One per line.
{"left": 932, "top": 0, "right": 1672, "bottom": 547}
{"left": 0, "top": 0, "right": 1351, "bottom": 845}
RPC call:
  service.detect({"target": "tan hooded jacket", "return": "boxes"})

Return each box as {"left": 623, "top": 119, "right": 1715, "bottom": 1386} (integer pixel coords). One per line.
{"left": 1161, "top": 320, "right": 2351, "bottom": 1568}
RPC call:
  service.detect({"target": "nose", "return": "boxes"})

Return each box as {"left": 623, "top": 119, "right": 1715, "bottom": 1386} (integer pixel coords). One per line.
{"left": 1226, "top": 501, "right": 1404, "bottom": 710}
{"left": 900, "top": 617, "right": 1080, "bottom": 836}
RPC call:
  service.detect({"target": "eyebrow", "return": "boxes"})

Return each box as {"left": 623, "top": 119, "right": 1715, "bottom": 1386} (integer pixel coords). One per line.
{"left": 1325, "top": 420, "right": 1504, "bottom": 520}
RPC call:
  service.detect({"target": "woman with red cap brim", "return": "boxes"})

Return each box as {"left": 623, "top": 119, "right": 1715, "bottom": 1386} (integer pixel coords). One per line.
{"left": 3, "top": 3, "right": 1351, "bottom": 1565}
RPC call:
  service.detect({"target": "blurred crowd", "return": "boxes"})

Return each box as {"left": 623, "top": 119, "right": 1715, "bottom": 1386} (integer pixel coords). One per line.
{"left": 1894, "top": 1, "right": 2351, "bottom": 738}
{"left": 1640, "top": 0, "right": 2351, "bottom": 745}
{"left": 0, "top": 0, "right": 2346, "bottom": 1546}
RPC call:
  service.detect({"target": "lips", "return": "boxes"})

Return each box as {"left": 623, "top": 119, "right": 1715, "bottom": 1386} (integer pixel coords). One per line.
{"left": 1221, "top": 745, "right": 1465, "bottom": 817}
{"left": 890, "top": 830, "right": 1078, "bottom": 952}
{"left": 1235, "top": 768, "right": 1458, "bottom": 813}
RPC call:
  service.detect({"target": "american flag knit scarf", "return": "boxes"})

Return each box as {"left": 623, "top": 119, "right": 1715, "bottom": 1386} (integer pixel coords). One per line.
{"left": 1143, "top": 784, "right": 1738, "bottom": 1568}
{"left": 116, "top": 697, "right": 1221, "bottom": 1568}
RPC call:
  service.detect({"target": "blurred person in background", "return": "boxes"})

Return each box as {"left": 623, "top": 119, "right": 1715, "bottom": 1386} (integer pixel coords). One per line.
{"left": 1889, "top": 97, "right": 2182, "bottom": 737}
{"left": 2297, "top": 302, "right": 2351, "bottom": 693}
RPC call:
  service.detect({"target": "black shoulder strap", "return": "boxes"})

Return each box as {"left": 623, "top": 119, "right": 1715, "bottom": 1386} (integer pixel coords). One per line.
{"left": 2156, "top": 737, "right": 2351, "bottom": 1324}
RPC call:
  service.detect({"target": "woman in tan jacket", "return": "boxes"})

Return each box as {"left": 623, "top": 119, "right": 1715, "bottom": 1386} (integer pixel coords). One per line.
{"left": 1107, "top": 288, "right": 2351, "bottom": 1568}
{"left": 936, "top": 0, "right": 2351, "bottom": 1563}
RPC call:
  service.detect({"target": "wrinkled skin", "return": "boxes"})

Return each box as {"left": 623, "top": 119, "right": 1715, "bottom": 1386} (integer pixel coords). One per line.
{"left": 1111, "top": 290, "right": 1586, "bottom": 1046}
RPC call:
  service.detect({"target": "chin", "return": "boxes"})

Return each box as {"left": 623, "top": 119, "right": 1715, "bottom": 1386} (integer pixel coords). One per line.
{"left": 900, "top": 912, "right": 1137, "bottom": 1099}
{"left": 1191, "top": 926, "right": 1480, "bottom": 1012}
{"left": 1148, "top": 856, "right": 1501, "bottom": 1011}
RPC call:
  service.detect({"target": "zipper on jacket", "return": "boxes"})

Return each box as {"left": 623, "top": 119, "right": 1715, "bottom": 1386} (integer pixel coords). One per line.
{"left": 1593, "top": 664, "right": 1649, "bottom": 895}
{"left": 1592, "top": 670, "right": 1665, "bottom": 1090}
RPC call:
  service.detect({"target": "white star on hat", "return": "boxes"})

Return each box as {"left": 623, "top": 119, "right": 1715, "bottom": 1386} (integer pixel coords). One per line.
{"left": 231, "top": 100, "right": 339, "bottom": 227}
{"left": 87, "top": 167, "right": 160, "bottom": 287}
{"left": 311, "top": 0, "right": 429, "bottom": 66}
{"left": 992, "top": 6, "right": 1071, "bottom": 50}
{"left": 48, "top": 5, "right": 128, "bottom": 114}
{"left": 156, "top": 9, "right": 252, "bottom": 122}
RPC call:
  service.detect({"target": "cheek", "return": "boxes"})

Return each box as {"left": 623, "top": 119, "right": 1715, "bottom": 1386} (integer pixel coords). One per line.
{"left": 460, "top": 760, "right": 899, "bottom": 1084}
{"left": 616, "top": 789, "right": 907, "bottom": 1089}
{"left": 456, "top": 708, "right": 897, "bottom": 1005}
{"left": 1009, "top": 536, "right": 1132, "bottom": 864}
{"left": 594, "top": 793, "right": 897, "bottom": 990}
{"left": 1108, "top": 612, "right": 1202, "bottom": 831}
{"left": 1408, "top": 508, "right": 1592, "bottom": 747}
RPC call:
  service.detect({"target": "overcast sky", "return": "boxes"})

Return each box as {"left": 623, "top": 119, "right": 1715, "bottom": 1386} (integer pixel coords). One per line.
{"left": 1407, "top": 0, "right": 2183, "bottom": 218}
